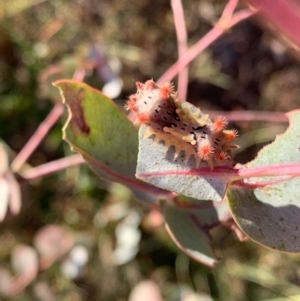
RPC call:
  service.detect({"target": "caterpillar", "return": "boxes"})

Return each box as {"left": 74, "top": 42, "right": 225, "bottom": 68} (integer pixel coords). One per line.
{"left": 125, "top": 79, "right": 238, "bottom": 169}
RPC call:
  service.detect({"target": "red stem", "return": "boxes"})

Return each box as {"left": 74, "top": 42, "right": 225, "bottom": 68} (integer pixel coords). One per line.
{"left": 11, "top": 103, "right": 65, "bottom": 172}
{"left": 21, "top": 154, "right": 85, "bottom": 180}
{"left": 208, "top": 110, "right": 288, "bottom": 123}
{"left": 158, "top": 25, "right": 224, "bottom": 84}
{"left": 171, "top": 0, "right": 189, "bottom": 100}
{"left": 158, "top": 7, "right": 256, "bottom": 84}
{"left": 221, "top": 0, "right": 239, "bottom": 21}
{"left": 137, "top": 163, "right": 300, "bottom": 186}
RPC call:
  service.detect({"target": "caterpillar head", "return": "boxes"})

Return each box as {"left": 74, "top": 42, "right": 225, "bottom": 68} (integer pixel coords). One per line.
{"left": 125, "top": 80, "right": 175, "bottom": 125}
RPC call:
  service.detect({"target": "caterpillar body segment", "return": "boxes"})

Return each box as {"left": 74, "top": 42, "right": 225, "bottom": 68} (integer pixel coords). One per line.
{"left": 126, "top": 80, "right": 238, "bottom": 168}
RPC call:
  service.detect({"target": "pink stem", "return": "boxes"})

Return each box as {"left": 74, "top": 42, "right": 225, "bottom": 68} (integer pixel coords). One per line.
{"left": 21, "top": 154, "right": 85, "bottom": 180}
{"left": 245, "top": 0, "right": 300, "bottom": 50}
{"left": 233, "top": 175, "right": 295, "bottom": 188}
{"left": 171, "top": 0, "right": 189, "bottom": 100}
{"left": 11, "top": 103, "right": 65, "bottom": 172}
{"left": 236, "top": 163, "right": 300, "bottom": 179}
{"left": 208, "top": 110, "right": 288, "bottom": 123}
{"left": 11, "top": 66, "right": 86, "bottom": 173}
{"left": 158, "top": 24, "right": 223, "bottom": 84}
{"left": 158, "top": 8, "right": 256, "bottom": 84}
{"left": 227, "top": 8, "right": 257, "bottom": 27}
{"left": 137, "top": 163, "right": 300, "bottom": 184}
{"left": 221, "top": 0, "right": 239, "bottom": 21}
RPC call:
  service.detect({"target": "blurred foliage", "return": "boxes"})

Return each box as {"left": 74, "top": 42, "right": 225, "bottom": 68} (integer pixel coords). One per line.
{"left": 1, "top": 0, "right": 300, "bottom": 300}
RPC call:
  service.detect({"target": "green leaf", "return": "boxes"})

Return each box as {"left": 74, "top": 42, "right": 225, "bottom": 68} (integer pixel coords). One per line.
{"left": 136, "top": 126, "right": 230, "bottom": 202}
{"left": 173, "top": 195, "right": 232, "bottom": 224}
{"left": 228, "top": 110, "right": 300, "bottom": 252}
{"left": 163, "top": 202, "right": 218, "bottom": 266}
{"left": 54, "top": 80, "right": 167, "bottom": 201}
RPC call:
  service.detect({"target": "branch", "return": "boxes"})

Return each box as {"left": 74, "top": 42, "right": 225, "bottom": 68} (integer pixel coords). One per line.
{"left": 236, "top": 163, "right": 300, "bottom": 180}
{"left": 208, "top": 110, "right": 288, "bottom": 123}
{"left": 171, "top": 0, "right": 189, "bottom": 100}
{"left": 21, "top": 154, "right": 85, "bottom": 180}
{"left": 11, "top": 103, "right": 65, "bottom": 172}
{"left": 158, "top": 3, "right": 256, "bottom": 84}
{"left": 137, "top": 163, "right": 300, "bottom": 185}
{"left": 11, "top": 66, "right": 87, "bottom": 173}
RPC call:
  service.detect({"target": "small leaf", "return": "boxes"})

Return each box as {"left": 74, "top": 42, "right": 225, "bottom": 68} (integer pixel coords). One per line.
{"left": 228, "top": 110, "right": 300, "bottom": 252}
{"left": 137, "top": 126, "right": 231, "bottom": 202}
{"left": 164, "top": 202, "right": 218, "bottom": 266}
{"left": 54, "top": 80, "right": 168, "bottom": 201}
{"left": 173, "top": 195, "right": 232, "bottom": 224}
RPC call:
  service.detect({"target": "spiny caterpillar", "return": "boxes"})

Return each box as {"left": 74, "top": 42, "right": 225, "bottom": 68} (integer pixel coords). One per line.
{"left": 125, "top": 79, "right": 238, "bottom": 169}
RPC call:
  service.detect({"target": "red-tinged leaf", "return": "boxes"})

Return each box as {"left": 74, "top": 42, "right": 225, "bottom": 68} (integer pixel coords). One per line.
{"left": 173, "top": 195, "right": 232, "bottom": 224}
{"left": 174, "top": 196, "right": 248, "bottom": 242}
{"left": 54, "top": 80, "right": 169, "bottom": 202}
{"left": 136, "top": 126, "right": 235, "bottom": 202}
{"left": 164, "top": 202, "right": 218, "bottom": 266}
{"left": 228, "top": 110, "right": 300, "bottom": 252}
{"left": 245, "top": 0, "right": 300, "bottom": 51}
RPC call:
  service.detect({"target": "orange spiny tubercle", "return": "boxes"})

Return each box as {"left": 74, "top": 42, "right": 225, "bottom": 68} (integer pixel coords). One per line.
{"left": 160, "top": 82, "right": 174, "bottom": 99}
{"left": 145, "top": 79, "right": 156, "bottom": 89}
{"left": 213, "top": 116, "right": 228, "bottom": 132}
{"left": 216, "top": 151, "right": 230, "bottom": 162}
{"left": 136, "top": 82, "right": 144, "bottom": 90}
{"left": 126, "top": 79, "right": 239, "bottom": 168}
{"left": 198, "top": 143, "right": 214, "bottom": 161}
{"left": 223, "top": 129, "right": 239, "bottom": 141}
{"left": 135, "top": 113, "right": 151, "bottom": 125}
{"left": 125, "top": 97, "right": 137, "bottom": 111}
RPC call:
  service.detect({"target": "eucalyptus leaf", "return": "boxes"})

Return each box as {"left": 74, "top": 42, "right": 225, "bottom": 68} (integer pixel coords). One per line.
{"left": 54, "top": 80, "right": 168, "bottom": 202}
{"left": 228, "top": 110, "right": 300, "bottom": 252}
{"left": 136, "top": 125, "right": 230, "bottom": 202}
{"left": 164, "top": 202, "right": 218, "bottom": 266}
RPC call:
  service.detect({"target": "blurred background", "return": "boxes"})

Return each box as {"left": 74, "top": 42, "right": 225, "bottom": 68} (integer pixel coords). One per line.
{"left": 1, "top": 0, "right": 300, "bottom": 300}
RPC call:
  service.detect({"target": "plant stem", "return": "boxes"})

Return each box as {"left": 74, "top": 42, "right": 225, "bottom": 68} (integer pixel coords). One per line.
{"left": 171, "top": 0, "right": 188, "bottom": 101}
{"left": 21, "top": 154, "right": 85, "bottom": 180}
{"left": 236, "top": 163, "right": 300, "bottom": 180}
{"left": 137, "top": 163, "right": 300, "bottom": 185}
{"left": 208, "top": 110, "right": 288, "bottom": 123}
{"left": 158, "top": 5, "right": 256, "bottom": 84}
{"left": 11, "top": 103, "right": 64, "bottom": 172}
